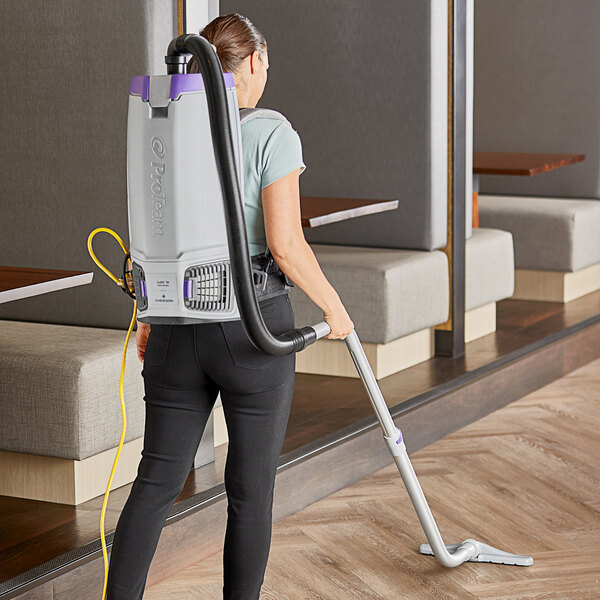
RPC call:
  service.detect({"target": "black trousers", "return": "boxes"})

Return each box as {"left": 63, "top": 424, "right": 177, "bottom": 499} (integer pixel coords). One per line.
{"left": 106, "top": 293, "right": 296, "bottom": 600}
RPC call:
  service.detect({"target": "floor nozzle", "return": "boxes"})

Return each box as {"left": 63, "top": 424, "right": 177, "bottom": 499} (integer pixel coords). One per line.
{"left": 418, "top": 540, "right": 534, "bottom": 566}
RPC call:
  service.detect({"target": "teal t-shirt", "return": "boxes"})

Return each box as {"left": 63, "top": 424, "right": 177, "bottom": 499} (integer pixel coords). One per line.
{"left": 240, "top": 115, "right": 307, "bottom": 256}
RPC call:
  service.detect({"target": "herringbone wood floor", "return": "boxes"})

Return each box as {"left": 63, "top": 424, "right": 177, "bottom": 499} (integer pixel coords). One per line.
{"left": 145, "top": 357, "right": 600, "bottom": 599}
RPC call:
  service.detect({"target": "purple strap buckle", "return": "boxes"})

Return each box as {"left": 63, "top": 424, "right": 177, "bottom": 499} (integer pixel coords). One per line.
{"left": 184, "top": 279, "right": 193, "bottom": 299}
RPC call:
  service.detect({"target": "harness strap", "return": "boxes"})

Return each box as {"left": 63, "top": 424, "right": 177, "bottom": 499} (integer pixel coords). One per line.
{"left": 239, "top": 107, "right": 291, "bottom": 126}
{"left": 239, "top": 108, "right": 296, "bottom": 292}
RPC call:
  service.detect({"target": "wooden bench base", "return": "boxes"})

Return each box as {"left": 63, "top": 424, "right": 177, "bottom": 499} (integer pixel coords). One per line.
{"left": 295, "top": 327, "right": 435, "bottom": 379}
{"left": 213, "top": 399, "right": 228, "bottom": 447}
{"left": 0, "top": 438, "right": 146, "bottom": 505}
{"left": 513, "top": 261, "right": 600, "bottom": 303}
{"left": 295, "top": 302, "right": 497, "bottom": 379}
{"left": 0, "top": 407, "right": 228, "bottom": 506}
{"left": 465, "top": 301, "right": 496, "bottom": 343}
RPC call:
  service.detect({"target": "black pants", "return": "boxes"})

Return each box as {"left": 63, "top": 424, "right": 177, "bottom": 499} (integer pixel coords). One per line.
{"left": 106, "top": 293, "right": 296, "bottom": 600}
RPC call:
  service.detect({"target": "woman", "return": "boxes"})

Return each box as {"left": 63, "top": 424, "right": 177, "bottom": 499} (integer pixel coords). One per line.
{"left": 106, "top": 13, "right": 354, "bottom": 600}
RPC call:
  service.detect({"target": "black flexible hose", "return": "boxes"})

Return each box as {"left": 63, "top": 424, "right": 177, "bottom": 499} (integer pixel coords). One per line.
{"left": 166, "top": 34, "right": 316, "bottom": 354}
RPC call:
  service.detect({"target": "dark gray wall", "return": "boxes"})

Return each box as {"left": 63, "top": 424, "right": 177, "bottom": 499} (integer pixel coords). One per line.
{"left": 0, "top": 1, "right": 177, "bottom": 328}
{"left": 221, "top": 0, "right": 449, "bottom": 251}
{"left": 474, "top": 0, "right": 600, "bottom": 198}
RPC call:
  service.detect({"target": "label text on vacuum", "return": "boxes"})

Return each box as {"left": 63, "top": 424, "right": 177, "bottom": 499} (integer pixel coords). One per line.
{"left": 150, "top": 136, "right": 166, "bottom": 236}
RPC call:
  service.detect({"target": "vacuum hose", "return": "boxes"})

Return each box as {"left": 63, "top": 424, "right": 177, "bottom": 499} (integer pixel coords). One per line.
{"left": 166, "top": 34, "right": 326, "bottom": 355}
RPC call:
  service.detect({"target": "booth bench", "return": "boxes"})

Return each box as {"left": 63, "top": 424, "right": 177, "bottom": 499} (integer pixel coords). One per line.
{"left": 290, "top": 227, "right": 515, "bottom": 379}
{"left": 0, "top": 320, "right": 228, "bottom": 505}
{"left": 479, "top": 195, "right": 600, "bottom": 303}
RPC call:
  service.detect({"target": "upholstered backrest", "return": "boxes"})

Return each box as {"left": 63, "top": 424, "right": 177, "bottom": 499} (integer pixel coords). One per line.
{"left": 222, "top": 0, "right": 451, "bottom": 251}
{"left": 474, "top": 0, "right": 600, "bottom": 199}
{"left": 0, "top": 1, "right": 178, "bottom": 328}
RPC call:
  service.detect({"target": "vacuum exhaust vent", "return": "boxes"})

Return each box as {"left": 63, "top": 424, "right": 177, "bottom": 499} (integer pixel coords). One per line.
{"left": 184, "top": 261, "right": 232, "bottom": 312}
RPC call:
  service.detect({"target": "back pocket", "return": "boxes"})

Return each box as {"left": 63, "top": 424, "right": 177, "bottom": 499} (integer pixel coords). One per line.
{"left": 220, "top": 295, "right": 292, "bottom": 370}
{"left": 143, "top": 324, "right": 173, "bottom": 367}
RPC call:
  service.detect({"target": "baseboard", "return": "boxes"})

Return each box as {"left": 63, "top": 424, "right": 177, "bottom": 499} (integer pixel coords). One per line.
{"left": 513, "top": 262, "right": 600, "bottom": 302}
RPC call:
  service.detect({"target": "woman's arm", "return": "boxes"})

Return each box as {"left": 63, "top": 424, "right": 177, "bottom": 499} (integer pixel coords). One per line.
{"left": 261, "top": 169, "right": 344, "bottom": 315}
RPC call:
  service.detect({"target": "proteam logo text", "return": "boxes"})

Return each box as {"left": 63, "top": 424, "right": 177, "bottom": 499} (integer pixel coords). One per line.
{"left": 150, "top": 136, "right": 166, "bottom": 236}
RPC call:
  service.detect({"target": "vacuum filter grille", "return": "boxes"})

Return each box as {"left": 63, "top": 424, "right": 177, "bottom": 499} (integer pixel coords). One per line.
{"left": 184, "top": 261, "right": 232, "bottom": 312}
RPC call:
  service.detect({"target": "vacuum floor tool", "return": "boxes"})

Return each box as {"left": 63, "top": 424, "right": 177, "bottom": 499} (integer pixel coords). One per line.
{"left": 89, "top": 31, "right": 532, "bottom": 599}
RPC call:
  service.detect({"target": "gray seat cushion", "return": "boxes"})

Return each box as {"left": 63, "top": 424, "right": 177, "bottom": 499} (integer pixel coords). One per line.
{"left": 289, "top": 245, "right": 449, "bottom": 344}
{"left": 0, "top": 320, "right": 145, "bottom": 460}
{"left": 479, "top": 195, "right": 600, "bottom": 271}
{"left": 466, "top": 227, "right": 515, "bottom": 311}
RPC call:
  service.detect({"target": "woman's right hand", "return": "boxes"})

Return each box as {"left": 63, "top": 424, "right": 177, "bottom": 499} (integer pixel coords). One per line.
{"left": 136, "top": 322, "right": 151, "bottom": 363}
{"left": 323, "top": 302, "right": 354, "bottom": 340}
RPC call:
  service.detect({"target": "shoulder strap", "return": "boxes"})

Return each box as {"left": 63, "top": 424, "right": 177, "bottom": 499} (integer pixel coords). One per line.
{"left": 239, "top": 107, "right": 291, "bottom": 126}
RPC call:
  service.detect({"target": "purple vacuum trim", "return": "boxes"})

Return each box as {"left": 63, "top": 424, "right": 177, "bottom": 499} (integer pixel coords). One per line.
{"left": 396, "top": 429, "right": 403, "bottom": 444}
{"left": 170, "top": 72, "right": 236, "bottom": 98}
{"left": 184, "top": 279, "right": 193, "bottom": 299}
{"left": 129, "top": 76, "right": 150, "bottom": 100}
{"left": 140, "top": 280, "right": 147, "bottom": 298}
{"left": 129, "top": 73, "right": 235, "bottom": 102}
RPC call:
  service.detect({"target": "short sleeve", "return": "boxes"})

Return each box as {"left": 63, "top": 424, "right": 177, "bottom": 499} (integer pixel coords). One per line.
{"left": 260, "top": 122, "right": 307, "bottom": 190}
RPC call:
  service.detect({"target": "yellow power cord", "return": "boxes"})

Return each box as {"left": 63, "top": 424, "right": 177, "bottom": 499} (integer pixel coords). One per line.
{"left": 87, "top": 227, "right": 139, "bottom": 600}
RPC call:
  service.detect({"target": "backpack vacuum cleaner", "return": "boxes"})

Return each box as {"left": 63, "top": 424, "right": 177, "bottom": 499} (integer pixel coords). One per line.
{"left": 87, "top": 31, "right": 532, "bottom": 599}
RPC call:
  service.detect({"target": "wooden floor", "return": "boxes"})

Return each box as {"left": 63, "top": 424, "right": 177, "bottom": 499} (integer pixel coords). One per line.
{"left": 145, "top": 356, "right": 600, "bottom": 599}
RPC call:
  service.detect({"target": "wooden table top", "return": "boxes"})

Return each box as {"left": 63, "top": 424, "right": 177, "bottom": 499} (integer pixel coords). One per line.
{"left": 0, "top": 266, "right": 94, "bottom": 304}
{"left": 473, "top": 152, "right": 585, "bottom": 176}
{"left": 300, "top": 196, "right": 399, "bottom": 228}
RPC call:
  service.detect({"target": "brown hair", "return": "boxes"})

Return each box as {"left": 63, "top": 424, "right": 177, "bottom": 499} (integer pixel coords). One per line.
{"left": 187, "top": 13, "right": 267, "bottom": 76}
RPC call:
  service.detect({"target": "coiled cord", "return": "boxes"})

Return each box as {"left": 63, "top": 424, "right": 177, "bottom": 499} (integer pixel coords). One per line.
{"left": 87, "top": 227, "right": 138, "bottom": 600}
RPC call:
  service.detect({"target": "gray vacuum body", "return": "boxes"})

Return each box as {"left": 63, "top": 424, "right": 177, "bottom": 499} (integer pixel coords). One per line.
{"left": 126, "top": 73, "right": 287, "bottom": 325}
